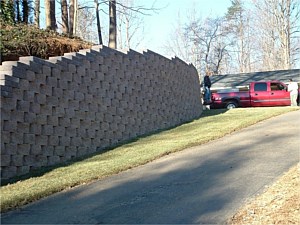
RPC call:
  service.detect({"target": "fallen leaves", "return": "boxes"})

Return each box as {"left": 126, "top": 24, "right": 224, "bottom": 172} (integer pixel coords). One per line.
{"left": 230, "top": 163, "right": 300, "bottom": 224}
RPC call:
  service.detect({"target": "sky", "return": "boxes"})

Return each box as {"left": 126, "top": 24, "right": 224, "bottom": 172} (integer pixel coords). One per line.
{"left": 39, "top": 0, "right": 233, "bottom": 56}
{"left": 136, "top": 0, "right": 233, "bottom": 55}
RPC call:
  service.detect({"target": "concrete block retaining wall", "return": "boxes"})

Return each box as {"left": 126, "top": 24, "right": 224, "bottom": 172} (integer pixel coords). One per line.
{"left": 0, "top": 45, "right": 202, "bottom": 180}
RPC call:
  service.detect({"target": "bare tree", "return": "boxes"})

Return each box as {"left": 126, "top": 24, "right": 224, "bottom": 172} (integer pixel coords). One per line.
{"left": 34, "top": 0, "right": 40, "bottom": 27}
{"left": 22, "top": 0, "right": 29, "bottom": 23}
{"left": 226, "top": 0, "right": 252, "bottom": 73}
{"left": 186, "top": 17, "right": 230, "bottom": 75}
{"left": 16, "top": 0, "right": 21, "bottom": 22}
{"left": 45, "top": 0, "right": 56, "bottom": 30}
{"left": 94, "top": 0, "right": 103, "bottom": 44}
{"left": 117, "top": 0, "right": 146, "bottom": 49}
{"left": 274, "top": 0, "right": 300, "bottom": 69}
{"left": 252, "top": 0, "right": 300, "bottom": 70}
{"left": 108, "top": 0, "right": 160, "bottom": 49}
{"left": 69, "top": 0, "right": 75, "bottom": 36}
{"left": 61, "top": 0, "right": 69, "bottom": 34}
{"left": 109, "top": 0, "right": 117, "bottom": 49}
{"left": 75, "top": 3, "right": 99, "bottom": 43}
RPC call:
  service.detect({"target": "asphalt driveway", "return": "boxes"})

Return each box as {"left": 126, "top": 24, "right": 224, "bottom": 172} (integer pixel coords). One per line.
{"left": 2, "top": 110, "right": 300, "bottom": 224}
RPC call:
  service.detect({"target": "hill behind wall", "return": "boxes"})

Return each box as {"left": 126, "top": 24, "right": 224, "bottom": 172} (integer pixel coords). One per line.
{"left": 0, "top": 45, "right": 202, "bottom": 180}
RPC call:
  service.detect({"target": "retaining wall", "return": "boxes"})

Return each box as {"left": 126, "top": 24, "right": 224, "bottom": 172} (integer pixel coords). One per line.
{"left": 0, "top": 45, "right": 202, "bottom": 180}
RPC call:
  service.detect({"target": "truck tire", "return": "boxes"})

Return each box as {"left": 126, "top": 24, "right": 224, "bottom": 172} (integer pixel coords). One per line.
{"left": 226, "top": 101, "right": 238, "bottom": 109}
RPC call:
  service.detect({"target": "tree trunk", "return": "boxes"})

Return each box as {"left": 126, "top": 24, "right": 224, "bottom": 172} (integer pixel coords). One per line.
{"left": 16, "top": 0, "right": 21, "bottom": 22}
{"left": 69, "top": 0, "right": 74, "bottom": 36}
{"left": 45, "top": 0, "right": 56, "bottom": 30}
{"left": 50, "top": 0, "right": 56, "bottom": 30}
{"left": 95, "top": 0, "right": 103, "bottom": 44}
{"left": 108, "top": 0, "right": 117, "bottom": 49}
{"left": 34, "top": 0, "right": 40, "bottom": 28}
{"left": 285, "top": 0, "right": 291, "bottom": 69}
{"left": 73, "top": 0, "right": 78, "bottom": 35}
{"left": 45, "top": 0, "right": 51, "bottom": 28}
{"left": 22, "top": 0, "right": 29, "bottom": 23}
{"left": 61, "top": 0, "right": 69, "bottom": 34}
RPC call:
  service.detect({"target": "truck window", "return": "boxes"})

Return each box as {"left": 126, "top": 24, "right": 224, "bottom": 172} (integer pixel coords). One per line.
{"left": 254, "top": 83, "right": 267, "bottom": 91}
{"left": 271, "top": 83, "right": 285, "bottom": 91}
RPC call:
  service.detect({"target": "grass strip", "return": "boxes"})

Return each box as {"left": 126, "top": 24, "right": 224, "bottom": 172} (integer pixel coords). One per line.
{"left": 1, "top": 107, "right": 298, "bottom": 212}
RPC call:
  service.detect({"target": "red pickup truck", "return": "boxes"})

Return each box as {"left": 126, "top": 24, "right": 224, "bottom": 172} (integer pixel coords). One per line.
{"left": 211, "top": 81, "right": 299, "bottom": 109}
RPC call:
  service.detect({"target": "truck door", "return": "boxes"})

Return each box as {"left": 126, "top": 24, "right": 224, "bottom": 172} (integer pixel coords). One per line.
{"left": 269, "top": 82, "right": 291, "bottom": 106}
{"left": 251, "top": 82, "right": 269, "bottom": 107}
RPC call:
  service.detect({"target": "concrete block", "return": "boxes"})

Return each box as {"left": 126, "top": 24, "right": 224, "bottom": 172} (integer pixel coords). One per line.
{"left": 1, "top": 166, "right": 17, "bottom": 180}
{"left": 24, "top": 133, "right": 35, "bottom": 144}
{"left": 17, "top": 121, "right": 30, "bottom": 133}
{"left": 65, "top": 146, "right": 77, "bottom": 158}
{"left": 17, "top": 166, "right": 30, "bottom": 176}
{"left": 36, "top": 114, "right": 47, "bottom": 124}
{"left": 47, "top": 155, "right": 60, "bottom": 166}
{"left": 29, "top": 102, "right": 41, "bottom": 114}
{"left": 42, "top": 65, "right": 51, "bottom": 76}
{"left": 24, "top": 155, "right": 36, "bottom": 166}
{"left": 1, "top": 155, "right": 11, "bottom": 166}
{"left": 46, "top": 76, "right": 57, "bottom": 86}
{"left": 35, "top": 73, "right": 46, "bottom": 85}
{"left": 0, "top": 86, "right": 13, "bottom": 98}
{"left": 52, "top": 67, "right": 61, "bottom": 78}
{"left": 77, "top": 127, "right": 87, "bottom": 137}
{"left": 52, "top": 87, "right": 63, "bottom": 97}
{"left": 8, "top": 131, "right": 22, "bottom": 144}
{"left": 23, "top": 90, "right": 34, "bottom": 102}
{"left": 2, "top": 143, "right": 17, "bottom": 155}
{"left": 40, "top": 84, "right": 52, "bottom": 96}
{"left": 70, "top": 137, "right": 81, "bottom": 146}
{"left": 76, "top": 147, "right": 87, "bottom": 157}
{"left": 11, "top": 155, "right": 24, "bottom": 166}
{"left": 17, "top": 144, "right": 30, "bottom": 155}
{"left": 74, "top": 92, "right": 84, "bottom": 101}
{"left": 1, "top": 97, "right": 17, "bottom": 110}
{"left": 48, "top": 135, "right": 59, "bottom": 146}
{"left": 42, "top": 146, "right": 54, "bottom": 156}
{"left": 25, "top": 70, "right": 35, "bottom": 81}
{"left": 79, "top": 101, "right": 89, "bottom": 111}
{"left": 30, "top": 144, "right": 42, "bottom": 155}
{"left": 3, "top": 120, "right": 17, "bottom": 132}
{"left": 0, "top": 75, "right": 19, "bottom": 88}
{"left": 54, "top": 146, "right": 65, "bottom": 156}
{"left": 59, "top": 136, "right": 70, "bottom": 146}
{"left": 58, "top": 79, "right": 68, "bottom": 89}
{"left": 58, "top": 117, "right": 70, "bottom": 127}
{"left": 40, "top": 105, "right": 52, "bottom": 116}
{"left": 35, "top": 155, "right": 47, "bottom": 167}
{"left": 53, "top": 126, "right": 65, "bottom": 136}
{"left": 52, "top": 106, "right": 65, "bottom": 117}
{"left": 16, "top": 100, "right": 30, "bottom": 112}
{"left": 70, "top": 118, "right": 80, "bottom": 127}
{"left": 65, "top": 127, "right": 76, "bottom": 137}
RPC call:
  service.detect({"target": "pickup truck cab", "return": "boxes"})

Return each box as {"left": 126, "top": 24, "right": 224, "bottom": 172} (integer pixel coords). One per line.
{"left": 211, "top": 81, "right": 299, "bottom": 109}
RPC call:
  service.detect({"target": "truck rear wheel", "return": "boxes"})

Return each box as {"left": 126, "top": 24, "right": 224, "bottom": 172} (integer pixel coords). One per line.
{"left": 226, "top": 101, "right": 238, "bottom": 109}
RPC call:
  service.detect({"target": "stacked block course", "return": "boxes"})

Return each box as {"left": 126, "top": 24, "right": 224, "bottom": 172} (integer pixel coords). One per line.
{"left": 0, "top": 45, "right": 202, "bottom": 180}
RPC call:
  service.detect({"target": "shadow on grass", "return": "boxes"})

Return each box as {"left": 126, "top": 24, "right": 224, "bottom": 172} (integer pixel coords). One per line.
{"left": 1, "top": 109, "right": 228, "bottom": 186}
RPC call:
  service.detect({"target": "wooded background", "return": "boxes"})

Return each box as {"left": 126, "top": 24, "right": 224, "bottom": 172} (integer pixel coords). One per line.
{"left": 1, "top": 0, "right": 299, "bottom": 77}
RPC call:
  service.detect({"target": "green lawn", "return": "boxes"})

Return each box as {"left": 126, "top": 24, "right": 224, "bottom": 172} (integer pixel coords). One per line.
{"left": 1, "top": 107, "right": 298, "bottom": 212}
